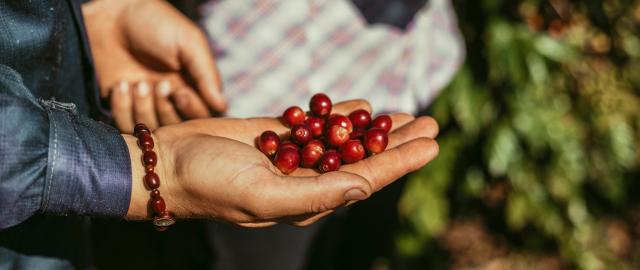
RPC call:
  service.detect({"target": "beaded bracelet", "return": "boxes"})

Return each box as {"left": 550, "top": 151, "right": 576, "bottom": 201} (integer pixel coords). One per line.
{"left": 134, "top": 123, "right": 175, "bottom": 231}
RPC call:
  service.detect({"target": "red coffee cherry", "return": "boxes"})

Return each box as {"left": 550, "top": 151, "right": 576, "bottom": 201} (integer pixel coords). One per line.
{"left": 364, "top": 128, "right": 389, "bottom": 154}
{"left": 325, "top": 125, "right": 350, "bottom": 147}
{"left": 370, "top": 115, "right": 392, "bottom": 133}
{"left": 309, "top": 93, "right": 332, "bottom": 117}
{"left": 348, "top": 109, "right": 372, "bottom": 129}
{"left": 327, "top": 114, "right": 353, "bottom": 134}
{"left": 274, "top": 147, "right": 300, "bottom": 174}
{"left": 318, "top": 150, "right": 341, "bottom": 172}
{"left": 350, "top": 128, "right": 366, "bottom": 140}
{"left": 305, "top": 117, "right": 325, "bottom": 138}
{"left": 258, "top": 130, "right": 280, "bottom": 157}
{"left": 301, "top": 140, "right": 325, "bottom": 168}
{"left": 290, "top": 124, "right": 313, "bottom": 145}
{"left": 340, "top": 140, "right": 365, "bottom": 164}
{"left": 282, "top": 106, "right": 306, "bottom": 127}
{"left": 279, "top": 141, "right": 300, "bottom": 152}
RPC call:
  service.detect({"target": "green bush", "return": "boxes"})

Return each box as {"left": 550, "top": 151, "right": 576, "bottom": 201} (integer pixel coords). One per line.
{"left": 396, "top": 1, "right": 640, "bottom": 269}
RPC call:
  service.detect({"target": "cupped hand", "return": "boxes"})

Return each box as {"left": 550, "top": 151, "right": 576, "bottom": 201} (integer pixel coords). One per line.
{"left": 83, "top": 0, "right": 226, "bottom": 133}
{"left": 124, "top": 100, "right": 440, "bottom": 227}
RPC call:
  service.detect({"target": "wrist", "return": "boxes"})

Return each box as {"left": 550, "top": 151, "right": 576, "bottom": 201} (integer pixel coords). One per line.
{"left": 124, "top": 135, "right": 146, "bottom": 219}
{"left": 123, "top": 132, "right": 175, "bottom": 220}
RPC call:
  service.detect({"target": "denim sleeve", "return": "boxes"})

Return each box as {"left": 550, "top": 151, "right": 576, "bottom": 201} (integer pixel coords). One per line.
{"left": 0, "top": 64, "right": 132, "bottom": 230}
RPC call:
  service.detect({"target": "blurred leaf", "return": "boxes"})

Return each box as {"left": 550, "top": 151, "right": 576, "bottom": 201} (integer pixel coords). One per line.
{"left": 507, "top": 192, "right": 530, "bottom": 230}
{"left": 396, "top": 0, "right": 640, "bottom": 268}
{"left": 486, "top": 124, "right": 521, "bottom": 177}
{"left": 533, "top": 35, "right": 579, "bottom": 62}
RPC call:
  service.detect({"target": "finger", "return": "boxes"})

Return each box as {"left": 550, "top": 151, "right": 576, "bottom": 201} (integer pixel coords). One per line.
{"left": 179, "top": 30, "right": 227, "bottom": 112}
{"left": 133, "top": 81, "right": 159, "bottom": 130}
{"left": 110, "top": 81, "right": 135, "bottom": 134}
{"left": 387, "top": 113, "right": 414, "bottom": 133}
{"left": 243, "top": 170, "right": 372, "bottom": 220}
{"left": 171, "top": 88, "right": 212, "bottom": 119}
{"left": 236, "top": 221, "right": 278, "bottom": 228}
{"left": 289, "top": 210, "right": 335, "bottom": 227}
{"left": 341, "top": 137, "right": 439, "bottom": 192}
{"left": 154, "top": 80, "right": 182, "bottom": 126}
{"left": 331, "top": 99, "right": 372, "bottom": 115}
{"left": 387, "top": 116, "right": 439, "bottom": 149}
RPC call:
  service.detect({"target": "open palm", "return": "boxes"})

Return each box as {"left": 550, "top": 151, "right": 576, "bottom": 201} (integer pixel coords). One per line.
{"left": 129, "top": 100, "right": 439, "bottom": 227}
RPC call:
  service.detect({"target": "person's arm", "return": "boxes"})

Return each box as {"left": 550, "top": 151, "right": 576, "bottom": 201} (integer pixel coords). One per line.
{"left": 0, "top": 64, "right": 131, "bottom": 229}
{"left": 1, "top": 63, "right": 440, "bottom": 229}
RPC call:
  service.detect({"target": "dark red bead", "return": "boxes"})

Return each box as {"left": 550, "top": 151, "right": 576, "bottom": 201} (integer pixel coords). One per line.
{"left": 138, "top": 132, "right": 154, "bottom": 151}
{"left": 349, "top": 109, "right": 372, "bottom": 129}
{"left": 150, "top": 197, "right": 166, "bottom": 214}
{"left": 143, "top": 151, "right": 157, "bottom": 166}
{"left": 145, "top": 165, "right": 154, "bottom": 173}
{"left": 144, "top": 172, "right": 160, "bottom": 189}
{"left": 134, "top": 123, "right": 150, "bottom": 137}
{"left": 151, "top": 189, "right": 161, "bottom": 198}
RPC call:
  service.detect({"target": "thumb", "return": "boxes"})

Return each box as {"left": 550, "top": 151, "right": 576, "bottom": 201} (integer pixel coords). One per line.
{"left": 254, "top": 171, "right": 373, "bottom": 220}
{"left": 178, "top": 31, "right": 227, "bottom": 112}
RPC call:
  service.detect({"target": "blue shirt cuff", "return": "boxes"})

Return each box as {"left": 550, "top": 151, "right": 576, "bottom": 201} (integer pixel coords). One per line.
{"left": 39, "top": 100, "right": 131, "bottom": 218}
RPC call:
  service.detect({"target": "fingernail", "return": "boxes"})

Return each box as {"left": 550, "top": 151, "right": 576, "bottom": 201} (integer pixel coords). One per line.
{"left": 136, "top": 81, "right": 149, "bottom": 97}
{"left": 157, "top": 80, "right": 171, "bottom": 97}
{"left": 344, "top": 189, "right": 368, "bottom": 201}
{"left": 118, "top": 81, "right": 129, "bottom": 93}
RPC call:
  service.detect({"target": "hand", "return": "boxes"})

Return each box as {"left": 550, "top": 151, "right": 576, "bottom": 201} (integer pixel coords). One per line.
{"left": 83, "top": 0, "right": 227, "bottom": 133}
{"left": 124, "top": 100, "right": 440, "bottom": 227}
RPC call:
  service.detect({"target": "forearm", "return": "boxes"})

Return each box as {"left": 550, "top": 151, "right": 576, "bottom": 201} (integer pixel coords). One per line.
{"left": 124, "top": 133, "right": 183, "bottom": 221}
{"left": 0, "top": 64, "right": 132, "bottom": 229}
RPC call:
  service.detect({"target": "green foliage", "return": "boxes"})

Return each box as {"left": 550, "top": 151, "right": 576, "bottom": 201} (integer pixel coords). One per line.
{"left": 397, "top": 0, "right": 640, "bottom": 268}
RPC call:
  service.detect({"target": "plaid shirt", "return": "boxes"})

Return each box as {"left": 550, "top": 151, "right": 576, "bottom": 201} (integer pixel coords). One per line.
{"left": 201, "top": 0, "right": 465, "bottom": 117}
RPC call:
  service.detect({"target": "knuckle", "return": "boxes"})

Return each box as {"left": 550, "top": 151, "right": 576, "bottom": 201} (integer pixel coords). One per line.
{"left": 308, "top": 199, "right": 332, "bottom": 214}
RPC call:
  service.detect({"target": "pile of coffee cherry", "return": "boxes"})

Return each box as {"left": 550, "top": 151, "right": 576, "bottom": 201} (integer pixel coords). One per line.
{"left": 257, "top": 93, "right": 391, "bottom": 174}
